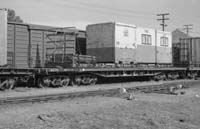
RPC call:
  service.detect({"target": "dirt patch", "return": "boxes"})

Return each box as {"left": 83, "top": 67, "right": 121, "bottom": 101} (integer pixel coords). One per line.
{"left": 1, "top": 86, "right": 200, "bottom": 129}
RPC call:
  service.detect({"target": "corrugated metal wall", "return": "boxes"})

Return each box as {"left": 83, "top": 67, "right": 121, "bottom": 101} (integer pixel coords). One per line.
{"left": 7, "top": 24, "right": 30, "bottom": 68}
{"left": 179, "top": 38, "right": 200, "bottom": 67}
{"left": 7, "top": 24, "right": 14, "bottom": 66}
{"left": 191, "top": 38, "right": 200, "bottom": 66}
{"left": 30, "top": 30, "right": 45, "bottom": 67}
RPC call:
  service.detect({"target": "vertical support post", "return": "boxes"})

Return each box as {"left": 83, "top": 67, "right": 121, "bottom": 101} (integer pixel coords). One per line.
{"left": 28, "top": 27, "right": 32, "bottom": 68}
{"left": 13, "top": 24, "right": 16, "bottom": 68}
{"left": 63, "top": 32, "right": 66, "bottom": 63}
{"left": 42, "top": 31, "right": 45, "bottom": 67}
{"left": 155, "top": 30, "right": 157, "bottom": 66}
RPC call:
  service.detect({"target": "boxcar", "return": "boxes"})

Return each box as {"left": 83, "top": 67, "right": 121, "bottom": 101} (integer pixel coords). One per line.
{"left": 1, "top": 21, "right": 86, "bottom": 68}
{"left": 179, "top": 38, "right": 200, "bottom": 67}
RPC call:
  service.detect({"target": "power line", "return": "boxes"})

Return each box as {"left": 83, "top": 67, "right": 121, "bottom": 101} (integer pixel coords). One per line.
{"left": 55, "top": 0, "right": 156, "bottom": 16}
{"left": 183, "top": 24, "right": 193, "bottom": 35}
{"left": 190, "top": 31, "right": 200, "bottom": 34}
{"left": 50, "top": 0, "right": 156, "bottom": 19}
{"left": 157, "top": 13, "right": 170, "bottom": 31}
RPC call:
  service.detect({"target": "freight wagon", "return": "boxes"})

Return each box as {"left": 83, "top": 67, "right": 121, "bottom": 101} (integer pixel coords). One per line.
{"left": 5, "top": 23, "right": 89, "bottom": 68}
{"left": 0, "top": 10, "right": 198, "bottom": 90}
{"left": 86, "top": 22, "right": 172, "bottom": 65}
{"left": 174, "top": 38, "right": 200, "bottom": 68}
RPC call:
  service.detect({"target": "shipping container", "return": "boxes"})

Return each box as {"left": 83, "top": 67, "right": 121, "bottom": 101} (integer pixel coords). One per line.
{"left": 179, "top": 38, "right": 200, "bottom": 67}
{"left": 87, "top": 22, "right": 172, "bottom": 65}
{"left": 86, "top": 22, "right": 137, "bottom": 64}
{"left": 135, "top": 27, "right": 156, "bottom": 64}
{"left": 156, "top": 30, "right": 172, "bottom": 64}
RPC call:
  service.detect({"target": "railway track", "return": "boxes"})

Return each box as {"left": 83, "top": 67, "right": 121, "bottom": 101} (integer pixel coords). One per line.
{"left": 0, "top": 80, "right": 198, "bottom": 105}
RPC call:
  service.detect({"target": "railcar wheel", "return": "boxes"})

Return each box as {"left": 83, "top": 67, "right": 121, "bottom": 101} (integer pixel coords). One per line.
{"left": 7, "top": 78, "right": 16, "bottom": 90}
{"left": 0, "top": 78, "right": 16, "bottom": 90}
{"left": 61, "top": 77, "right": 70, "bottom": 87}
{"left": 51, "top": 78, "right": 62, "bottom": 87}
{"left": 38, "top": 78, "right": 51, "bottom": 88}
{"left": 90, "top": 76, "right": 97, "bottom": 85}
{"left": 70, "top": 76, "right": 81, "bottom": 86}
{"left": 154, "top": 73, "right": 166, "bottom": 81}
{"left": 70, "top": 80, "right": 78, "bottom": 87}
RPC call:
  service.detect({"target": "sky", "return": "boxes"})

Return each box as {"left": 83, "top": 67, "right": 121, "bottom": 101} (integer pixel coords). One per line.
{"left": 0, "top": 0, "right": 200, "bottom": 36}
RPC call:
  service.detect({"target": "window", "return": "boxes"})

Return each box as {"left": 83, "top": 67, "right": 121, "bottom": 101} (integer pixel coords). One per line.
{"left": 160, "top": 37, "right": 168, "bottom": 47}
{"left": 141, "top": 34, "right": 152, "bottom": 45}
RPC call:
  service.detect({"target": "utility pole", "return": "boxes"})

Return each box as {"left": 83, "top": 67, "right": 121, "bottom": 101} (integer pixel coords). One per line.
{"left": 183, "top": 24, "right": 193, "bottom": 35}
{"left": 157, "top": 13, "right": 170, "bottom": 31}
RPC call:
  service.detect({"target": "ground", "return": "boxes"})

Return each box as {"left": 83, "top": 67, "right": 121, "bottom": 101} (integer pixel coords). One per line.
{"left": 0, "top": 82, "right": 200, "bottom": 129}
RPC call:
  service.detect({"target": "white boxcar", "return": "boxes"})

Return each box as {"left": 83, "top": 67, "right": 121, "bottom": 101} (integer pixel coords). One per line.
{"left": 86, "top": 22, "right": 137, "bottom": 64}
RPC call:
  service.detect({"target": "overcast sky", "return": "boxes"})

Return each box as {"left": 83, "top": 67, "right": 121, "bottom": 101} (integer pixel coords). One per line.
{"left": 1, "top": 0, "right": 200, "bottom": 35}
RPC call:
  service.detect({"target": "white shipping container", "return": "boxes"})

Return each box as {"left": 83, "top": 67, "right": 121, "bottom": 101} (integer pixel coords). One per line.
{"left": 87, "top": 22, "right": 137, "bottom": 63}
{"left": 156, "top": 30, "right": 172, "bottom": 64}
{"left": 86, "top": 22, "right": 172, "bottom": 64}
{"left": 134, "top": 27, "right": 156, "bottom": 63}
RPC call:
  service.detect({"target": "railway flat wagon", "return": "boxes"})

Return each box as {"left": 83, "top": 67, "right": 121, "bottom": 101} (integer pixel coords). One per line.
{"left": 0, "top": 10, "right": 197, "bottom": 90}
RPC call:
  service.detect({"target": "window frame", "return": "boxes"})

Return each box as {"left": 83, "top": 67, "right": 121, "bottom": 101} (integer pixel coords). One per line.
{"left": 160, "top": 36, "right": 169, "bottom": 47}
{"left": 141, "top": 34, "right": 152, "bottom": 45}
